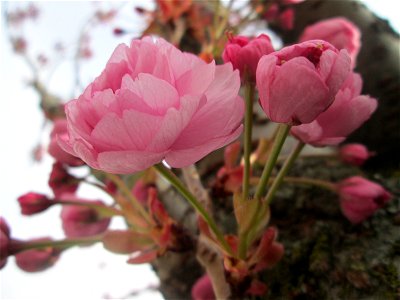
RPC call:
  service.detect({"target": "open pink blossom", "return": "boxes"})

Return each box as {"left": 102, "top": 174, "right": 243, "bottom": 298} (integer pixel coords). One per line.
{"left": 48, "top": 119, "right": 84, "bottom": 166}
{"left": 291, "top": 72, "right": 377, "bottom": 146}
{"left": 256, "top": 40, "right": 351, "bottom": 125}
{"left": 59, "top": 37, "right": 244, "bottom": 174}
{"left": 337, "top": 176, "right": 392, "bottom": 224}
{"left": 299, "top": 17, "right": 361, "bottom": 67}
{"left": 222, "top": 34, "right": 274, "bottom": 81}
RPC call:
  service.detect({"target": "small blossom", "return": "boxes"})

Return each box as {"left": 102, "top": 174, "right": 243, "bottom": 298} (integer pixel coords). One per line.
{"left": 60, "top": 198, "right": 111, "bottom": 238}
{"left": 339, "top": 143, "right": 374, "bottom": 166}
{"left": 12, "top": 37, "right": 27, "bottom": 54}
{"left": 256, "top": 40, "right": 351, "bottom": 125}
{"left": 0, "top": 217, "right": 11, "bottom": 269}
{"left": 48, "top": 162, "right": 79, "bottom": 197}
{"left": 17, "top": 192, "right": 54, "bottom": 216}
{"left": 299, "top": 17, "right": 361, "bottom": 67}
{"left": 222, "top": 34, "right": 274, "bottom": 81}
{"left": 15, "top": 239, "right": 60, "bottom": 272}
{"left": 291, "top": 72, "right": 377, "bottom": 146}
{"left": 279, "top": 8, "right": 294, "bottom": 30}
{"left": 191, "top": 274, "right": 215, "bottom": 300}
{"left": 337, "top": 176, "right": 392, "bottom": 223}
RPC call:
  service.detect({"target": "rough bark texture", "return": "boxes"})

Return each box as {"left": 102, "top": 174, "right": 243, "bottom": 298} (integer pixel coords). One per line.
{"left": 271, "top": 0, "right": 400, "bottom": 170}
{"left": 150, "top": 1, "right": 400, "bottom": 299}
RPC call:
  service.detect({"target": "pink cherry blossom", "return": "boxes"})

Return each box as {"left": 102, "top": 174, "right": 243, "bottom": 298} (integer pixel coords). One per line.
{"left": 337, "top": 176, "right": 392, "bottom": 224}
{"left": 0, "top": 217, "right": 11, "bottom": 269}
{"left": 299, "top": 17, "right": 361, "bottom": 67}
{"left": 339, "top": 143, "right": 374, "bottom": 166}
{"left": 222, "top": 34, "right": 274, "bottom": 81}
{"left": 17, "top": 192, "right": 54, "bottom": 216}
{"left": 256, "top": 40, "right": 351, "bottom": 125}
{"left": 15, "top": 238, "right": 61, "bottom": 272}
{"left": 191, "top": 274, "right": 215, "bottom": 300}
{"left": 48, "top": 119, "right": 84, "bottom": 166}
{"left": 291, "top": 72, "right": 377, "bottom": 146}
{"left": 60, "top": 197, "right": 110, "bottom": 238}
{"left": 60, "top": 37, "right": 243, "bottom": 174}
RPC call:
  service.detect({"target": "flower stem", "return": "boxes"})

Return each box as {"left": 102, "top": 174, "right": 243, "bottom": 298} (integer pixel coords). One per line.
{"left": 154, "top": 163, "right": 233, "bottom": 256}
{"left": 10, "top": 235, "right": 102, "bottom": 254}
{"left": 254, "top": 124, "right": 291, "bottom": 200}
{"left": 264, "top": 141, "right": 305, "bottom": 205}
{"left": 242, "top": 82, "right": 255, "bottom": 200}
{"left": 56, "top": 199, "right": 123, "bottom": 217}
{"left": 105, "top": 173, "right": 152, "bottom": 224}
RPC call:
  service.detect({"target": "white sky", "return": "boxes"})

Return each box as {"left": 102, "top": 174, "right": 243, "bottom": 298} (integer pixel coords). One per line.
{"left": 0, "top": 1, "right": 398, "bottom": 299}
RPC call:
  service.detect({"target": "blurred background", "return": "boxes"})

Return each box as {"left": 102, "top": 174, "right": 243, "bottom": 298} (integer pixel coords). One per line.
{"left": 0, "top": 1, "right": 398, "bottom": 299}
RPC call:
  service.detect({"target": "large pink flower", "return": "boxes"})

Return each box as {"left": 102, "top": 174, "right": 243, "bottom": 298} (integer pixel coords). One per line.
{"left": 256, "top": 40, "right": 351, "bottom": 125}
{"left": 291, "top": 72, "right": 377, "bottom": 146}
{"left": 60, "top": 37, "right": 244, "bottom": 174}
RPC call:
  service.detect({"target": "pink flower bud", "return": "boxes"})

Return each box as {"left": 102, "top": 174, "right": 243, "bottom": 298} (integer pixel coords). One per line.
{"left": 17, "top": 192, "right": 54, "bottom": 216}
{"left": 299, "top": 17, "right": 361, "bottom": 67}
{"left": 256, "top": 40, "right": 351, "bottom": 125}
{"left": 0, "top": 217, "right": 11, "bottom": 269}
{"left": 132, "top": 179, "right": 151, "bottom": 205}
{"left": 222, "top": 34, "right": 274, "bottom": 81}
{"left": 48, "top": 162, "right": 79, "bottom": 197}
{"left": 48, "top": 119, "right": 84, "bottom": 166}
{"left": 60, "top": 199, "right": 110, "bottom": 238}
{"left": 279, "top": 8, "right": 294, "bottom": 30}
{"left": 337, "top": 176, "right": 392, "bottom": 224}
{"left": 291, "top": 72, "right": 377, "bottom": 146}
{"left": 15, "top": 239, "right": 60, "bottom": 272}
{"left": 191, "top": 274, "right": 215, "bottom": 300}
{"left": 339, "top": 143, "right": 374, "bottom": 166}
{"left": 59, "top": 37, "right": 243, "bottom": 174}
{"left": 113, "top": 27, "right": 125, "bottom": 36}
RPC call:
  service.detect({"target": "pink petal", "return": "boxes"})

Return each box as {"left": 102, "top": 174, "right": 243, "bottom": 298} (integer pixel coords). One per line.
{"left": 97, "top": 150, "right": 165, "bottom": 174}
{"left": 175, "top": 61, "right": 215, "bottom": 96}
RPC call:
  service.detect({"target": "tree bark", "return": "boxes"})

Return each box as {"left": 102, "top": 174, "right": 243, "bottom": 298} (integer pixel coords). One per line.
{"left": 271, "top": 0, "right": 400, "bottom": 170}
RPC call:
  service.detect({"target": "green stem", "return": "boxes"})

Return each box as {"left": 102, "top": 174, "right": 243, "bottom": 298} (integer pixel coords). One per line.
{"left": 242, "top": 82, "right": 255, "bottom": 200}
{"left": 105, "top": 173, "right": 152, "bottom": 224}
{"left": 263, "top": 141, "right": 305, "bottom": 205}
{"left": 154, "top": 164, "right": 233, "bottom": 256}
{"left": 254, "top": 124, "right": 291, "bottom": 200}
{"left": 283, "top": 176, "right": 336, "bottom": 191}
{"left": 10, "top": 235, "right": 102, "bottom": 254}
{"left": 56, "top": 199, "right": 122, "bottom": 217}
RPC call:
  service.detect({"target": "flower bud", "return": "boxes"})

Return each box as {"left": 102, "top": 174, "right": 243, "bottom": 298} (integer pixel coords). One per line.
{"left": 60, "top": 199, "right": 111, "bottom": 238}
{"left": 17, "top": 192, "right": 54, "bottom": 216}
{"left": 339, "top": 143, "right": 374, "bottom": 166}
{"left": 191, "top": 274, "right": 215, "bottom": 300}
{"left": 222, "top": 34, "right": 274, "bottom": 81}
{"left": 15, "top": 239, "right": 60, "bottom": 272}
{"left": 257, "top": 40, "right": 351, "bottom": 125}
{"left": 337, "top": 176, "right": 392, "bottom": 224}
{"left": 0, "top": 217, "right": 11, "bottom": 269}
{"left": 48, "top": 162, "right": 79, "bottom": 197}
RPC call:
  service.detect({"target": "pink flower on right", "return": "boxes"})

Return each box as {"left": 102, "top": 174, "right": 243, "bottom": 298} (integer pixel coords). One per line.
{"left": 337, "top": 176, "right": 392, "bottom": 224}
{"left": 299, "top": 17, "right": 361, "bottom": 67}
{"left": 256, "top": 40, "right": 351, "bottom": 125}
{"left": 291, "top": 72, "right": 377, "bottom": 146}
